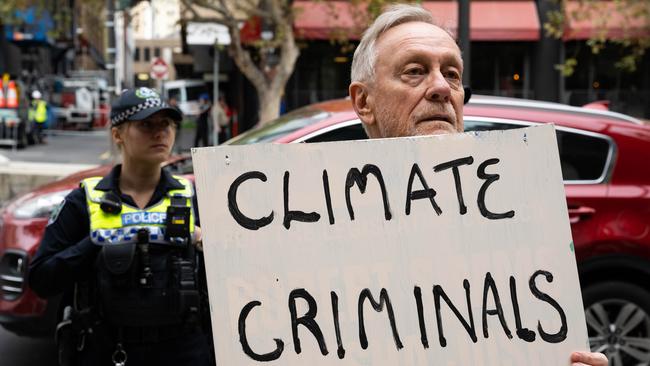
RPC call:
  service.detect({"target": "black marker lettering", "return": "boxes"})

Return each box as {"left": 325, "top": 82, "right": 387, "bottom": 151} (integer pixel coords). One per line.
{"left": 239, "top": 300, "right": 284, "bottom": 361}
{"left": 530, "top": 270, "right": 568, "bottom": 343}
{"left": 414, "top": 286, "right": 429, "bottom": 348}
{"left": 322, "top": 170, "right": 335, "bottom": 225}
{"left": 477, "top": 158, "right": 515, "bottom": 220}
{"left": 510, "top": 276, "right": 536, "bottom": 342}
{"left": 345, "top": 165, "right": 392, "bottom": 221}
{"left": 433, "top": 280, "right": 478, "bottom": 347}
{"left": 288, "top": 289, "right": 329, "bottom": 355}
{"left": 283, "top": 171, "right": 321, "bottom": 229}
{"left": 331, "top": 291, "right": 345, "bottom": 359}
{"left": 405, "top": 164, "right": 442, "bottom": 216}
{"left": 358, "top": 288, "right": 403, "bottom": 350}
{"left": 228, "top": 171, "right": 274, "bottom": 230}
{"left": 481, "top": 272, "right": 513, "bottom": 339}
{"left": 434, "top": 156, "right": 474, "bottom": 215}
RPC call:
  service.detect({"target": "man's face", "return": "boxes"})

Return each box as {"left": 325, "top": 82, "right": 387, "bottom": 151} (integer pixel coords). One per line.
{"left": 352, "top": 22, "right": 465, "bottom": 138}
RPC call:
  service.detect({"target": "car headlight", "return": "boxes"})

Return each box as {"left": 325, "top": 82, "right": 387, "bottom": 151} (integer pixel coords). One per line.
{"left": 13, "top": 190, "right": 72, "bottom": 219}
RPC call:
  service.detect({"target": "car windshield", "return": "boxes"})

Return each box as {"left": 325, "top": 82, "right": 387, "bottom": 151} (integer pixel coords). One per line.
{"left": 226, "top": 107, "right": 330, "bottom": 145}
{"left": 186, "top": 86, "right": 206, "bottom": 101}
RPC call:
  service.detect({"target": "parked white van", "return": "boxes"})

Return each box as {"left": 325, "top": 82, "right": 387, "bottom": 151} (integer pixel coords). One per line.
{"left": 163, "top": 79, "right": 207, "bottom": 117}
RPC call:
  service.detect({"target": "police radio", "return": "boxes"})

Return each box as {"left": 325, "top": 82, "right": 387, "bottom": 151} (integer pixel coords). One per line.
{"left": 99, "top": 192, "right": 122, "bottom": 214}
{"left": 137, "top": 228, "right": 153, "bottom": 288}
{"left": 165, "top": 196, "right": 191, "bottom": 246}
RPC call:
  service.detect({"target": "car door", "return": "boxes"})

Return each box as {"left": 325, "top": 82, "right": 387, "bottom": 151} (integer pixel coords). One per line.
{"left": 554, "top": 128, "right": 614, "bottom": 259}
{"left": 461, "top": 118, "right": 614, "bottom": 258}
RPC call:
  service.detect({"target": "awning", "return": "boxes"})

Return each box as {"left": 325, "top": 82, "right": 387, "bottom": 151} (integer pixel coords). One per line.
{"left": 563, "top": 0, "right": 650, "bottom": 40}
{"left": 293, "top": 1, "right": 361, "bottom": 40}
{"left": 292, "top": 1, "right": 541, "bottom": 41}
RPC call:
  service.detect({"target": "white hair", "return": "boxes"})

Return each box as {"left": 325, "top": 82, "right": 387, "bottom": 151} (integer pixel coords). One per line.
{"left": 351, "top": 4, "right": 447, "bottom": 83}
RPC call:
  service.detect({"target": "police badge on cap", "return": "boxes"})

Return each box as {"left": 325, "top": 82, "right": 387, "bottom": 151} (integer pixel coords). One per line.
{"left": 110, "top": 87, "right": 182, "bottom": 127}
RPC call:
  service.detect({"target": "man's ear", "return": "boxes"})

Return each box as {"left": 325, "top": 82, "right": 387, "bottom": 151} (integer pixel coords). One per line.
{"left": 349, "top": 81, "right": 375, "bottom": 126}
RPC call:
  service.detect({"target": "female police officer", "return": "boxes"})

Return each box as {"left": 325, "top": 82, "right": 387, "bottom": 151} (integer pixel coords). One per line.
{"left": 29, "top": 88, "right": 212, "bottom": 366}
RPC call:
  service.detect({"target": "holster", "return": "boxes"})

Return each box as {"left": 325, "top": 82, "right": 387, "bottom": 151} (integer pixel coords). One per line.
{"left": 55, "top": 306, "right": 75, "bottom": 366}
{"left": 55, "top": 305, "right": 96, "bottom": 366}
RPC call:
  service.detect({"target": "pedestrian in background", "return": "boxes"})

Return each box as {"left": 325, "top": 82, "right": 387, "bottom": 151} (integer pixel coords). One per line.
{"left": 168, "top": 96, "right": 183, "bottom": 153}
{"left": 216, "top": 94, "right": 232, "bottom": 143}
{"left": 28, "top": 87, "right": 212, "bottom": 366}
{"left": 194, "top": 93, "right": 211, "bottom": 147}
{"left": 28, "top": 90, "right": 48, "bottom": 143}
{"left": 212, "top": 94, "right": 232, "bottom": 145}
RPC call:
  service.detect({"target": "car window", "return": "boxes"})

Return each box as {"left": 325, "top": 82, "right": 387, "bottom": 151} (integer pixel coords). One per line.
{"left": 167, "top": 88, "right": 181, "bottom": 101}
{"left": 465, "top": 119, "right": 611, "bottom": 183}
{"left": 464, "top": 120, "right": 525, "bottom": 132}
{"left": 556, "top": 130, "right": 610, "bottom": 182}
{"left": 186, "top": 86, "right": 206, "bottom": 101}
{"left": 226, "top": 108, "right": 331, "bottom": 145}
{"left": 304, "top": 123, "right": 368, "bottom": 143}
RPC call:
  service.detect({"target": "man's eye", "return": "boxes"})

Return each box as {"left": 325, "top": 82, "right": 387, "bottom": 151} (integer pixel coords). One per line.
{"left": 445, "top": 71, "right": 460, "bottom": 80}
{"left": 404, "top": 67, "right": 425, "bottom": 76}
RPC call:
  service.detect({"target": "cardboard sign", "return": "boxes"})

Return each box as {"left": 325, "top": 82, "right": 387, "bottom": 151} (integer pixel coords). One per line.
{"left": 192, "top": 125, "right": 588, "bottom": 366}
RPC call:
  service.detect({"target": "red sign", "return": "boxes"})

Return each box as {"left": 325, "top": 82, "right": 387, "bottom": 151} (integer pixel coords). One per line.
{"left": 150, "top": 57, "right": 169, "bottom": 80}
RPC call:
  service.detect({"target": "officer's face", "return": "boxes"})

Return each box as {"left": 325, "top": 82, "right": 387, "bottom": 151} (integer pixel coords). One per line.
{"left": 350, "top": 22, "right": 465, "bottom": 138}
{"left": 112, "top": 111, "right": 177, "bottom": 165}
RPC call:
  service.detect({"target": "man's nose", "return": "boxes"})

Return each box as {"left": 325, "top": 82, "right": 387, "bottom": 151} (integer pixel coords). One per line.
{"left": 424, "top": 70, "right": 451, "bottom": 102}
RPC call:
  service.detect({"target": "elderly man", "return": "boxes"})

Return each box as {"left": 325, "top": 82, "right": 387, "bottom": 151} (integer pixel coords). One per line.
{"left": 349, "top": 4, "right": 607, "bottom": 366}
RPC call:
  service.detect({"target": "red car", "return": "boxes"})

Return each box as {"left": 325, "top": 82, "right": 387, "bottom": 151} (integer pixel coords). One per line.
{"left": 1, "top": 96, "right": 649, "bottom": 365}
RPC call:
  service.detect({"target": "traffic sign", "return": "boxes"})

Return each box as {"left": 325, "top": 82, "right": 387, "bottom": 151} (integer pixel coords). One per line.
{"left": 150, "top": 57, "right": 169, "bottom": 80}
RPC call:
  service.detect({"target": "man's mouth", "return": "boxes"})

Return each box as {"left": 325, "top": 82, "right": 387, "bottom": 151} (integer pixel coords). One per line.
{"left": 418, "top": 115, "right": 452, "bottom": 124}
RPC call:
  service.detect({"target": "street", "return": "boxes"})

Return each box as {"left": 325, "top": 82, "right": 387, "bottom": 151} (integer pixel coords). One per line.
{"left": 0, "top": 326, "right": 57, "bottom": 366}
{"left": 0, "top": 129, "right": 110, "bottom": 165}
{"left": 0, "top": 125, "right": 196, "bottom": 166}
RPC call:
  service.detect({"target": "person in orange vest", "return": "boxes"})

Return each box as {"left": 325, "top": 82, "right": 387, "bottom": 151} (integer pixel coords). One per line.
{"left": 28, "top": 90, "right": 48, "bottom": 143}
{"left": 0, "top": 80, "right": 6, "bottom": 108}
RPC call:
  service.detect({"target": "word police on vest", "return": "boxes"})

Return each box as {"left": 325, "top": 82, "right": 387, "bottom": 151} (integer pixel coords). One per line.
{"left": 121, "top": 212, "right": 167, "bottom": 226}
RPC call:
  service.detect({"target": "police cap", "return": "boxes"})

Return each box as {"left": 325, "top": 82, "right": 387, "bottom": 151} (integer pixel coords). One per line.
{"left": 110, "top": 87, "right": 182, "bottom": 127}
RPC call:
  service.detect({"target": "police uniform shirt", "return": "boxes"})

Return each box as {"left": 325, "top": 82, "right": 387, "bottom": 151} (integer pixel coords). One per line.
{"left": 29, "top": 165, "right": 200, "bottom": 298}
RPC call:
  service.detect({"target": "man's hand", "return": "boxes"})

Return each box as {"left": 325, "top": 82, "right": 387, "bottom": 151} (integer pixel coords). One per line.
{"left": 571, "top": 351, "right": 608, "bottom": 366}
{"left": 193, "top": 226, "right": 203, "bottom": 251}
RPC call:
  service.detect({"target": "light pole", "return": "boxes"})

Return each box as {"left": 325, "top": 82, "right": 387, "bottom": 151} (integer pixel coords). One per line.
{"left": 106, "top": 0, "right": 116, "bottom": 94}
{"left": 458, "top": 0, "right": 471, "bottom": 84}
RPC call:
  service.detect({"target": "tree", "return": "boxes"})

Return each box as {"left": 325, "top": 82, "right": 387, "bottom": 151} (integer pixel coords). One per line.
{"left": 543, "top": 0, "right": 650, "bottom": 76}
{"left": 180, "top": 0, "right": 298, "bottom": 125}
{"left": 179, "top": 0, "right": 405, "bottom": 125}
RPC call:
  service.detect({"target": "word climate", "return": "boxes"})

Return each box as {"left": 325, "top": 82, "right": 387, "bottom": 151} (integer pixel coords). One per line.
{"left": 228, "top": 156, "right": 515, "bottom": 230}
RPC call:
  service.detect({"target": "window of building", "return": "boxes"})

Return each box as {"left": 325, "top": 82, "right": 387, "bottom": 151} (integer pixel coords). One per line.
{"left": 154, "top": 47, "right": 161, "bottom": 58}
{"left": 134, "top": 47, "right": 140, "bottom": 62}
{"left": 144, "top": 47, "right": 151, "bottom": 62}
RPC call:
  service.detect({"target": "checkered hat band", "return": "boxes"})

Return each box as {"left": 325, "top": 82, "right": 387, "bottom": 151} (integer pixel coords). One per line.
{"left": 111, "top": 98, "right": 166, "bottom": 125}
